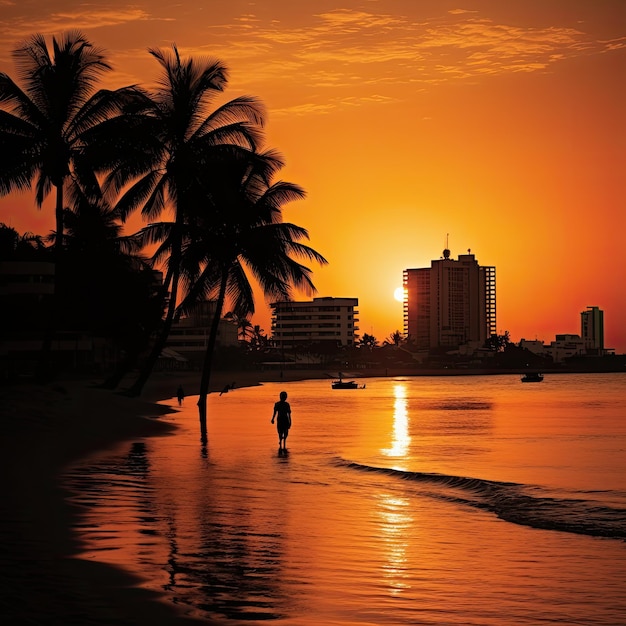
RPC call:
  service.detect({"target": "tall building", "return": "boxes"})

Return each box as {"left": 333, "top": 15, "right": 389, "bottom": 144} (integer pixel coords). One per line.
{"left": 403, "top": 249, "right": 496, "bottom": 351}
{"left": 580, "top": 306, "right": 604, "bottom": 353}
{"left": 271, "top": 297, "right": 359, "bottom": 349}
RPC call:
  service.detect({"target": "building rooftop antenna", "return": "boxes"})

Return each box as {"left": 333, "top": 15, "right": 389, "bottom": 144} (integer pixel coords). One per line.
{"left": 443, "top": 233, "right": 451, "bottom": 259}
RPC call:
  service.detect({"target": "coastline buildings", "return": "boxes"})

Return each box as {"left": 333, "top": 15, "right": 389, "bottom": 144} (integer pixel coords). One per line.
{"left": 520, "top": 306, "right": 611, "bottom": 363}
{"left": 270, "top": 297, "right": 359, "bottom": 350}
{"left": 166, "top": 300, "right": 238, "bottom": 366}
{"left": 581, "top": 306, "right": 604, "bottom": 354}
{"left": 403, "top": 249, "right": 496, "bottom": 352}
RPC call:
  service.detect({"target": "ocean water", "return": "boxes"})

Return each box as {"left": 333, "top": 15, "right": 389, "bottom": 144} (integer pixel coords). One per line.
{"left": 65, "top": 373, "right": 626, "bottom": 625}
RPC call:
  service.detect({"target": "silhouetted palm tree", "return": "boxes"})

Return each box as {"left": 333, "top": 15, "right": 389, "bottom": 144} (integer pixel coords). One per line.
{"left": 250, "top": 325, "right": 270, "bottom": 351}
{"left": 224, "top": 311, "right": 254, "bottom": 342}
{"left": 0, "top": 31, "right": 139, "bottom": 379}
{"left": 92, "top": 44, "right": 266, "bottom": 395}
{"left": 171, "top": 150, "right": 327, "bottom": 436}
{"left": 360, "top": 333, "right": 379, "bottom": 350}
{"left": 384, "top": 330, "right": 404, "bottom": 347}
{"left": 0, "top": 223, "right": 47, "bottom": 260}
{"left": 55, "top": 185, "right": 163, "bottom": 379}
{"left": 0, "top": 31, "right": 134, "bottom": 253}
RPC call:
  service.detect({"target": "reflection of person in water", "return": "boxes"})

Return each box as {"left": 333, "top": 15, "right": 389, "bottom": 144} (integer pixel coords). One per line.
{"left": 177, "top": 385, "right": 184, "bottom": 406}
{"left": 271, "top": 391, "right": 292, "bottom": 451}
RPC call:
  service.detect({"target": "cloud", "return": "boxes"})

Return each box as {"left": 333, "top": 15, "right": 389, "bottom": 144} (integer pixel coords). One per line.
{"left": 270, "top": 93, "right": 399, "bottom": 117}
{"left": 0, "top": 6, "right": 158, "bottom": 41}
{"left": 0, "top": 4, "right": 620, "bottom": 116}
{"left": 205, "top": 8, "right": 619, "bottom": 88}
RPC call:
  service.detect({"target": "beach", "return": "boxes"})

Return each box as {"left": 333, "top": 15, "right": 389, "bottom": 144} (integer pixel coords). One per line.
{"left": 0, "top": 369, "right": 319, "bottom": 625}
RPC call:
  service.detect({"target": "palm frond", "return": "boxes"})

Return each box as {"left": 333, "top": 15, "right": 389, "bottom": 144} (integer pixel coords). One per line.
{"left": 195, "top": 95, "right": 266, "bottom": 137}
{"left": 111, "top": 171, "right": 166, "bottom": 221}
{"left": 226, "top": 260, "right": 255, "bottom": 318}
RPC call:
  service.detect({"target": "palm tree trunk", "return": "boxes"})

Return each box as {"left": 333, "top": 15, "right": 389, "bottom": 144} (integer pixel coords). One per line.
{"left": 126, "top": 235, "right": 181, "bottom": 396}
{"left": 126, "top": 268, "right": 179, "bottom": 396}
{"left": 55, "top": 183, "right": 64, "bottom": 253}
{"left": 102, "top": 282, "right": 170, "bottom": 390}
{"left": 197, "top": 271, "right": 228, "bottom": 441}
{"left": 36, "top": 183, "right": 65, "bottom": 382}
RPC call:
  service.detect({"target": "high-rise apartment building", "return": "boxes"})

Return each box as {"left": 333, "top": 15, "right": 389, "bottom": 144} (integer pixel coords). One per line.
{"left": 403, "top": 249, "right": 496, "bottom": 351}
{"left": 580, "top": 306, "right": 604, "bottom": 353}
{"left": 271, "top": 297, "right": 359, "bottom": 349}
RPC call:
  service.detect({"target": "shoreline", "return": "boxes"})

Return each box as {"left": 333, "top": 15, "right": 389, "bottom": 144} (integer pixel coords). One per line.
{"left": 0, "top": 368, "right": 325, "bottom": 625}
{"left": 1, "top": 367, "right": 622, "bottom": 623}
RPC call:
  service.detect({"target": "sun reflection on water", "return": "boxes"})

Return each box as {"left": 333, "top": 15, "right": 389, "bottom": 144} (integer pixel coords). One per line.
{"left": 381, "top": 383, "right": 411, "bottom": 463}
{"left": 377, "top": 493, "right": 413, "bottom": 596}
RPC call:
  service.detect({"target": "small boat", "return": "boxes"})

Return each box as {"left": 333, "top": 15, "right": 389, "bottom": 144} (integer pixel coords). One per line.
{"left": 332, "top": 379, "right": 360, "bottom": 389}
{"left": 331, "top": 372, "right": 364, "bottom": 389}
{"left": 521, "top": 372, "right": 544, "bottom": 383}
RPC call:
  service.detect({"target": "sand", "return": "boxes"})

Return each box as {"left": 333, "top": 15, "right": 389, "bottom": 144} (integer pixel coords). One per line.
{"left": 0, "top": 368, "right": 323, "bottom": 625}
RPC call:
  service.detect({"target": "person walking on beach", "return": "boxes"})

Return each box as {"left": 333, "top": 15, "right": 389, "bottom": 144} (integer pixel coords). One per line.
{"left": 271, "top": 391, "right": 292, "bottom": 452}
{"left": 177, "top": 385, "right": 185, "bottom": 406}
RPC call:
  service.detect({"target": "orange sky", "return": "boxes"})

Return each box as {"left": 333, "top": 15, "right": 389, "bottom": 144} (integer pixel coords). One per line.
{"left": 1, "top": 1, "right": 624, "bottom": 351}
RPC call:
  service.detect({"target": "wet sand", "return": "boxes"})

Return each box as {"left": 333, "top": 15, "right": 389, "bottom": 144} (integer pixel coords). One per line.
{"left": 0, "top": 369, "right": 322, "bottom": 625}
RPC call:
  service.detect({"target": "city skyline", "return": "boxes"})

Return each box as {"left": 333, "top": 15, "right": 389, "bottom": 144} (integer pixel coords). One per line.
{"left": 0, "top": 1, "right": 624, "bottom": 351}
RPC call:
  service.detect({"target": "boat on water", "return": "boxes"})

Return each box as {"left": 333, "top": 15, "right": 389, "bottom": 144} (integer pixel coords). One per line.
{"left": 331, "top": 372, "right": 364, "bottom": 389}
{"left": 521, "top": 372, "right": 544, "bottom": 383}
{"left": 332, "top": 379, "right": 361, "bottom": 389}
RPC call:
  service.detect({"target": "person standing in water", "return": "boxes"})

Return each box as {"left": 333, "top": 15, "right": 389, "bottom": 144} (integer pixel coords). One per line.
{"left": 271, "top": 391, "right": 292, "bottom": 452}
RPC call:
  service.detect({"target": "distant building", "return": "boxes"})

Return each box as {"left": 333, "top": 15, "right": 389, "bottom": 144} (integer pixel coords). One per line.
{"left": 0, "top": 260, "right": 54, "bottom": 330}
{"left": 167, "top": 300, "right": 238, "bottom": 362}
{"left": 518, "top": 339, "right": 549, "bottom": 357}
{"left": 270, "top": 297, "right": 359, "bottom": 349}
{"left": 403, "top": 249, "right": 496, "bottom": 351}
{"left": 549, "top": 334, "right": 585, "bottom": 363}
{"left": 1, "top": 261, "right": 55, "bottom": 376}
{"left": 581, "top": 306, "right": 604, "bottom": 354}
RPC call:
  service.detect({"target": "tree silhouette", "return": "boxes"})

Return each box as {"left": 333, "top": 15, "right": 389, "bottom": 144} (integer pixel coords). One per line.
{"left": 88, "top": 44, "right": 265, "bottom": 395}
{"left": 172, "top": 149, "right": 327, "bottom": 437}
{"left": 0, "top": 31, "right": 139, "bottom": 379}
{"left": 485, "top": 331, "right": 511, "bottom": 353}
{"left": 360, "top": 333, "right": 379, "bottom": 350}
{"left": 224, "top": 311, "right": 254, "bottom": 342}
{"left": 0, "top": 31, "right": 135, "bottom": 253}
{"left": 250, "top": 325, "right": 269, "bottom": 351}
{"left": 53, "top": 185, "right": 163, "bottom": 376}
{"left": 0, "top": 223, "right": 47, "bottom": 260}
{"left": 384, "top": 330, "right": 404, "bottom": 347}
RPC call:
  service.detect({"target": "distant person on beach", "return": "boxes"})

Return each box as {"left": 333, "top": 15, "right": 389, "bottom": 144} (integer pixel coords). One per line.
{"left": 220, "top": 382, "right": 236, "bottom": 396}
{"left": 271, "top": 391, "right": 292, "bottom": 451}
{"left": 177, "top": 385, "right": 184, "bottom": 406}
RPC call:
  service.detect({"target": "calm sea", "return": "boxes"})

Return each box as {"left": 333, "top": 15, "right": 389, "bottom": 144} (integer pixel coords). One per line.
{"left": 65, "top": 373, "right": 626, "bottom": 625}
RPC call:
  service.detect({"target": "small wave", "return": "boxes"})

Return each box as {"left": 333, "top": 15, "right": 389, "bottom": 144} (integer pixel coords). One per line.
{"left": 422, "top": 399, "right": 493, "bottom": 411}
{"left": 339, "top": 460, "right": 626, "bottom": 540}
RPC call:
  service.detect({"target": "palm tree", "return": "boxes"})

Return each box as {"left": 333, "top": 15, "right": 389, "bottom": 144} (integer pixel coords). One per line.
{"left": 250, "top": 324, "right": 268, "bottom": 350}
{"left": 223, "top": 311, "right": 254, "bottom": 342}
{"left": 360, "top": 333, "right": 379, "bottom": 350}
{"left": 50, "top": 184, "right": 163, "bottom": 378}
{"left": 0, "top": 31, "right": 134, "bottom": 253}
{"left": 172, "top": 150, "right": 327, "bottom": 437}
{"left": 0, "top": 31, "right": 139, "bottom": 379}
{"left": 0, "top": 223, "right": 47, "bottom": 260}
{"left": 90, "top": 44, "right": 266, "bottom": 395}
{"left": 384, "top": 330, "right": 404, "bottom": 347}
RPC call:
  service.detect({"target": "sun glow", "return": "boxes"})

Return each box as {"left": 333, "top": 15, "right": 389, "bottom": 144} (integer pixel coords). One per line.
{"left": 393, "top": 287, "right": 404, "bottom": 302}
